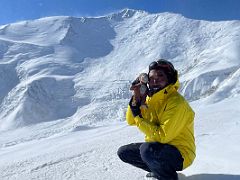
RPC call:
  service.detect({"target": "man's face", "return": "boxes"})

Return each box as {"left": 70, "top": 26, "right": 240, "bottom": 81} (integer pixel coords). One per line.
{"left": 148, "top": 69, "right": 169, "bottom": 90}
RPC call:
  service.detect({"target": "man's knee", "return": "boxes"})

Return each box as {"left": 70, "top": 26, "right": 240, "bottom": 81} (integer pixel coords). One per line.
{"left": 117, "top": 145, "right": 127, "bottom": 162}
{"left": 117, "top": 144, "right": 135, "bottom": 163}
{"left": 118, "top": 143, "right": 142, "bottom": 163}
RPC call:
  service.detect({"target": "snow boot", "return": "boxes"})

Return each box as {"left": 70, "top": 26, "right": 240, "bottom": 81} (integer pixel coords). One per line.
{"left": 145, "top": 172, "right": 158, "bottom": 179}
{"left": 145, "top": 172, "right": 178, "bottom": 180}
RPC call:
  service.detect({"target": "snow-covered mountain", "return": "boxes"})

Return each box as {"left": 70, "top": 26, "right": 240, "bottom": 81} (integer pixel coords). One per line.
{"left": 0, "top": 9, "right": 240, "bottom": 180}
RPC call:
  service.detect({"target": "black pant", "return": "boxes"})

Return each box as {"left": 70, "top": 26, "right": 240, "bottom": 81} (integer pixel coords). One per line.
{"left": 117, "top": 142, "right": 184, "bottom": 180}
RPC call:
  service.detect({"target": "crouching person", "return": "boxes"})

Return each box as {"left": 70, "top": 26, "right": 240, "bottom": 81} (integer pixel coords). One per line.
{"left": 117, "top": 59, "right": 196, "bottom": 180}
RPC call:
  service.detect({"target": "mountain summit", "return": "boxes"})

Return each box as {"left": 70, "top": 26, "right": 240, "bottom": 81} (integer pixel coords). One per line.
{"left": 0, "top": 9, "right": 240, "bottom": 180}
{"left": 0, "top": 10, "right": 240, "bottom": 131}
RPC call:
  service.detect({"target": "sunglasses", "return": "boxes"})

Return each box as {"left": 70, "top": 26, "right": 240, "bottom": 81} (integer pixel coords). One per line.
{"left": 149, "top": 60, "right": 174, "bottom": 72}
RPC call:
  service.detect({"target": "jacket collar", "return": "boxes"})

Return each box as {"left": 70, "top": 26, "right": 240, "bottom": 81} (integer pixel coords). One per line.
{"left": 147, "top": 78, "right": 180, "bottom": 101}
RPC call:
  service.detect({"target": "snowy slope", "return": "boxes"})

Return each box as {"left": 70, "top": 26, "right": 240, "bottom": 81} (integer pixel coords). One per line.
{"left": 0, "top": 9, "right": 240, "bottom": 179}
{"left": 0, "top": 98, "right": 240, "bottom": 180}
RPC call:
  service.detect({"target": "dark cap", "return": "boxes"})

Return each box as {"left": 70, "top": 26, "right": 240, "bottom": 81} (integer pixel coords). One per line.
{"left": 148, "top": 59, "right": 177, "bottom": 84}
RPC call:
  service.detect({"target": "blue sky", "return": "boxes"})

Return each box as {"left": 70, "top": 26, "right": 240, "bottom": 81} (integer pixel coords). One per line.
{"left": 0, "top": 0, "right": 240, "bottom": 25}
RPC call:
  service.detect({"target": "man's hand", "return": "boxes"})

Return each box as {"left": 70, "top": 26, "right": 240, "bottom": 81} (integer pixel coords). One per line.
{"left": 129, "top": 96, "right": 142, "bottom": 117}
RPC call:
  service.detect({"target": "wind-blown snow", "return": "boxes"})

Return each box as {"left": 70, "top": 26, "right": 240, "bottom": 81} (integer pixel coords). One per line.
{"left": 0, "top": 9, "right": 240, "bottom": 179}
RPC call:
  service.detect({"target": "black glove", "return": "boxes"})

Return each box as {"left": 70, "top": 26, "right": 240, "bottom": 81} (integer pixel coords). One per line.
{"left": 129, "top": 96, "right": 142, "bottom": 117}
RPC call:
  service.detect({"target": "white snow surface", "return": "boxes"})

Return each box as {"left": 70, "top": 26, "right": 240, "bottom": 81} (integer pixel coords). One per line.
{"left": 0, "top": 9, "right": 240, "bottom": 179}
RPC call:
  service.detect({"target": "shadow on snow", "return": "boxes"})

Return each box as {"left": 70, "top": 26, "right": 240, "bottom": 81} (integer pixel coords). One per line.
{"left": 179, "top": 173, "right": 240, "bottom": 180}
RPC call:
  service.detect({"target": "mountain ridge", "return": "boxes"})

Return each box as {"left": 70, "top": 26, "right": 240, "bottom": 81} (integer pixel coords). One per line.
{"left": 0, "top": 9, "right": 240, "bottom": 131}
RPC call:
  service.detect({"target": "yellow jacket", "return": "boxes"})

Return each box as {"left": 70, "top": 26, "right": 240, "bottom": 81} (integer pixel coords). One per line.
{"left": 126, "top": 80, "right": 196, "bottom": 169}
